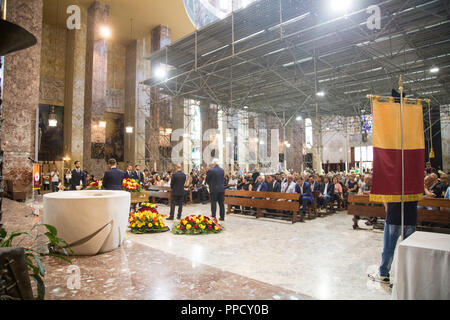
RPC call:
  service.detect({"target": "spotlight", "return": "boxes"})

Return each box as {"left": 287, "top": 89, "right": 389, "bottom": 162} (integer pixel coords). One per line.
{"left": 296, "top": 116, "right": 302, "bottom": 121}
{"left": 330, "top": 0, "right": 351, "bottom": 12}
{"left": 430, "top": 67, "right": 439, "bottom": 73}
{"left": 99, "top": 26, "right": 111, "bottom": 39}
{"left": 99, "top": 121, "right": 106, "bottom": 128}
{"left": 243, "top": 106, "right": 248, "bottom": 109}
{"left": 126, "top": 126, "right": 133, "bottom": 133}
{"left": 316, "top": 91, "right": 325, "bottom": 97}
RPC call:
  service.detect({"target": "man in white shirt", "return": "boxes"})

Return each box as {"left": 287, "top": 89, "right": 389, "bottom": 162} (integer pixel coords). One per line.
{"left": 281, "top": 175, "right": 296, "bottom": 193}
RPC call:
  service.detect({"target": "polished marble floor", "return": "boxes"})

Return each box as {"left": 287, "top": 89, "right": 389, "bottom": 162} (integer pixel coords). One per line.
{"left": 1, "top": 198, "right": 392, "bottom": 300}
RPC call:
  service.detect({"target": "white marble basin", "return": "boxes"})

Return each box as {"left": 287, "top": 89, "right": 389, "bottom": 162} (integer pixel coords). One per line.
{"left": 43, "top": 190, "right": 131, "bottom": 255}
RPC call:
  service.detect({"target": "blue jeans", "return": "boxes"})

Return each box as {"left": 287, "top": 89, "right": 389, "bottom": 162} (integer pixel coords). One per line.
{"left": 322, "top": 195, "right": 332, "bottom": 209}
{"left": 51, "top": 182, "right": 59, "bottom": 192}
{"left": 379, "top": 223, "right": 416, "bottom": 277}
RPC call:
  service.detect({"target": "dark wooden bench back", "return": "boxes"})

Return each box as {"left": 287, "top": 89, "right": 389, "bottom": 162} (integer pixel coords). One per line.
{"left": 224, "top": 190, "right": 301, "bottom": 223}
{"left": 147, "top": 186, "right": 171, "bottom": 202}
{"left": 348, "top": 195, "right": 450, "bottom": 227}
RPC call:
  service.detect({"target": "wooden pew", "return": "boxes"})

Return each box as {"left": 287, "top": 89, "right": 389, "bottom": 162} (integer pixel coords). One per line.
{"left": 224, "top": 190, "right": 301, "bottom": 223}
{"left": 348, "top": 195, "right": 450, "bottom": 229}
{"left": 147, "top": 186, "right": 171, "bottom": 206}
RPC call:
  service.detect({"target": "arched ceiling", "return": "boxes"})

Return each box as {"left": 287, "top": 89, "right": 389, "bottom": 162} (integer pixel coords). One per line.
{"left": 43, "top": 0, "right": 196, "bottom": 44}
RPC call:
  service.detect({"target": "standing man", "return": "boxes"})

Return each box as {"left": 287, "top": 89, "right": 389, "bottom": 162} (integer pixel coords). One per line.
{"left": 369, "top": 201, "right": 418, "bottom": 284}
{"left": 168, "top": 164, "right": 186, "bottom": 220}
{"left": 133, "top": 164, "right": 145, "bottom": 185}
{"left": 206, "top": 158, "right": 225, "bottom": 221}
{"left": 71, "top": 161, "right": 86, "bottom": 190}
{"left": 103, "top": 159, "right": 125, "bottom": 190}
{"left": 124, "top": 164, "right": 134, "bottom": 179}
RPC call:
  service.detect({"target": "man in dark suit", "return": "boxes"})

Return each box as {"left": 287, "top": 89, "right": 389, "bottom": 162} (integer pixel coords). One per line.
{"left": 206, "top": 159, "right": 225, "bottom": 221}
{"left": 255, "top": 176, "right": 268, "bottom": 192}
{"left": 296, "top": 177, "right": 314, "bottom": 217}
{"left": 124, "top": 164, "right": 134, "bottom": 179}
{"left": 319, "top": 176, "right": 334, "bottom": 211}
{"left": 271, "top": 175, "right": 281, "bottom": 192}
{"left": 132, "top": 165, "right": 145, "bottom": 185}
{"left": 168, "top": 164, "right": 186, "bottom": 220}
{"left": 103, "top": 159, "right": 125, "bottom": 190}
{"left": 70, "top": 161, "right": 87, "bottom": 190}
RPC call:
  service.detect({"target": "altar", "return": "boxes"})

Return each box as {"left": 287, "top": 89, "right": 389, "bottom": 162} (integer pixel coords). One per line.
{"left": 43, "top": 190, "right": 130, "bottom": 255}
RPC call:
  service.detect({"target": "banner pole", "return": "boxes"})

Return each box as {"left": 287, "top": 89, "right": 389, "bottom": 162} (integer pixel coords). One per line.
{"left": 399, "top": 76, "right": 405, "bottom": 241}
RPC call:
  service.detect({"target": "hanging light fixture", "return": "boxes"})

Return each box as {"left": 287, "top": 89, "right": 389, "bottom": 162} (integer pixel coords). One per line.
{"left": 99, "top": 120, "right": 106, "bottom": 128}
{"left": 48, "top": 106, "right": 58, "bottom": 127}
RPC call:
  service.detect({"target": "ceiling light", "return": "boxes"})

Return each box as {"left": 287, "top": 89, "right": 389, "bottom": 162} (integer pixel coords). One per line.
{"left": 154, "top": 66, "right": 167, "bottom": 80}
{"left": 99, "top": 121, "right": 106, "bottom": 128}
{"left": 330, "top": 0, "right": 351, "bottom": 12}
{"left": 296, "top": 116, "right": 302, "bottom": 121}
{"left": 126, "top": 126, "right": 133, "bottom": 133}
{"left": 243, "top": 106, "right": 248, "bottom": 109}
{"left": 99, "top": 26, "right": 111, "bottom": 39}
{"left": 430, "top": 67, "right": 439, "bottom": 73}
{"left": 316, "top": 91, "right": 325, "bottom": 97}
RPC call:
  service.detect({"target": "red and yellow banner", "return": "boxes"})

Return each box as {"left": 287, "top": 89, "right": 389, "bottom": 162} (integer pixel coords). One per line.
{"left": 33, "top": 164, "right": 41, "bottom": 190}
{"left": 370, "top": 96, "right": 424, "bottom": 203}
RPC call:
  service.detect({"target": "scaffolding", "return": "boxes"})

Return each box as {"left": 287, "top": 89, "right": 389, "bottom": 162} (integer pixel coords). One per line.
{"left": 142, "top": 0, "right": 450, "bottom": 122}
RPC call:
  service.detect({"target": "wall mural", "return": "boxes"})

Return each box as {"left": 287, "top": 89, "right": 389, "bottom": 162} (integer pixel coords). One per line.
{"left": 38, "top": 104, "right": 64, "bottom": 161}
{"left": 105, "top": 112, "right": 124, "bottom": 162}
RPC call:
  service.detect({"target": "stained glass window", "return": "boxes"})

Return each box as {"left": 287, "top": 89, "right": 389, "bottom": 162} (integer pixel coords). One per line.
{"left": 360, "top": 114, "right": 373, "bottom": 136}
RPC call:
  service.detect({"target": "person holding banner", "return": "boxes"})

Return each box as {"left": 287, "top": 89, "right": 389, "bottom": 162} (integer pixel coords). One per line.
{"left": 367, "top": 88, "right": 425, "bottom": 285}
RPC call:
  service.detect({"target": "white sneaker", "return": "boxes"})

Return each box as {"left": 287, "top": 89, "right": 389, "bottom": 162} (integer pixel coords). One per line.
{"left": 368, "top": 272, "right": 390, "bottom": 284}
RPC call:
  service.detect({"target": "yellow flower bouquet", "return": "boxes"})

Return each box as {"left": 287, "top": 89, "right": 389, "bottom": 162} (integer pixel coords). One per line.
{"left": 128, "top": 203, "right": 169, "bottom": 234}
{"left": 122, "top": 178, "right": 142, "bottom": 193}
{"left": 172, "top": 215, "right": 224, "bottom": 235}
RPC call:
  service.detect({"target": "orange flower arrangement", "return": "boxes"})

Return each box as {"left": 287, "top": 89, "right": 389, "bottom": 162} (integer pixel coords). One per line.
{"left": 122, "top": 178, "right": 142, "bottom": 192}
{"left": 86, "top": 180, "right": 102, "bottom": 190}
{"left": 172, "top": 215, "right": 224, "bottom": 235}
{"left": 128, "top": 203, "right": 169, "bottom": 234}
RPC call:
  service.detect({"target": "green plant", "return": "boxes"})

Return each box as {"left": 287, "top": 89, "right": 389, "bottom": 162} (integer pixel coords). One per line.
{"left": 0, "top": 222, "right": 73, "bottom": 300}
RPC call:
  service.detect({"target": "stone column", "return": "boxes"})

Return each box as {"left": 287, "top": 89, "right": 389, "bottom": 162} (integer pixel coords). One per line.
{"left": 292, "top": 118, "right": 304, "bottom": 172}
{"left": 237, "top": 110, "right": 249, "bottom": 172}
{"left": 200, "top": 101, "right": 218, "bottom": 168}
{"left": 313, "top": 118, "right": 322, "bottom": 173}
{"left": 2, "top": 0, "right": 43, "bottom": 194}
{"left": 441, "top": 106, "right": 450, "bottom": 172}
{"left": 83, "top": 1, "right": 109, "bottom": 178}
{"left": 149, "top": 25, "right": 171, "bottom": 172}
{"left": 125, "top": 35, "right": 151, "bottom": 167}
{"left": 65, "top": 5, "right": 87, "bottom": 167}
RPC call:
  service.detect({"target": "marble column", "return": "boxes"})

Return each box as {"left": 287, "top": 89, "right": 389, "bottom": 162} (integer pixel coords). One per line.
{"left": 125, "top": 36, "right": 150, "bottom": 167}
{"left": 1, "top": 0, "right": 43, "bottom": 194}
{"left": 440, "top": 106, "right": 449, "bottom": 172}
{"left": 313, "top": 118, "right": 323, "bottom": 173}
{"left": 65, "top": 5, "right": 87, "bottom": 166}
{"left": 83, "top": 1, "right": 110, "bottom": 177}
{"left": 237, "top": 110, "right": 249, "bottom": 172}
{"left": 200, "top": 101, "right": 218, "bottom": 168}
{"left": 149, "top": 25, "right": 171, "bottom": 172}
{"left": 292, "top": 118, "right": 304, "bottom": 172}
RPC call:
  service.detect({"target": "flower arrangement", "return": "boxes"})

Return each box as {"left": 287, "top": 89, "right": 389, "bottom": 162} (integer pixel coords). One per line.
{"left": 122, "top": 178, "right": 142, "bottom": 192}
{"left": 86, "top": 180, "right": 102, "bottom": 190}
{"left": 172, "top": 215, "right": 224, "bottom": 235}
{"left": 128, "top": 202, "right": 169, "bottom": 234}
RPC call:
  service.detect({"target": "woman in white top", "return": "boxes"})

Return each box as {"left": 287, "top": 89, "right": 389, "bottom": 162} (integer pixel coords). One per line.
{"left": 50, "top": 169, "right": 59, "bottom": 192}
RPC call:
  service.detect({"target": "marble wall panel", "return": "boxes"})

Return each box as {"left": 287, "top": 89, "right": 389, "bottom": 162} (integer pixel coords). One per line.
{"left": 2, "top": 0, "right": 43, "bottom": 191}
